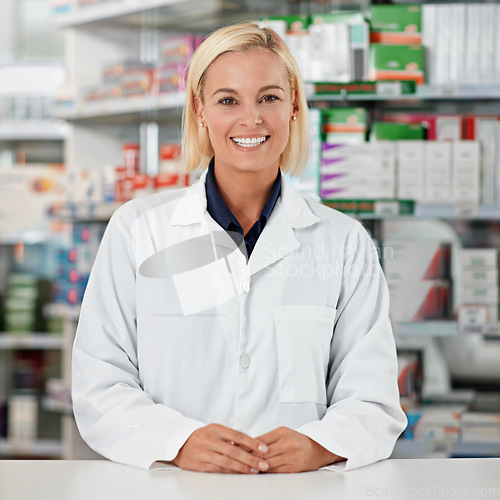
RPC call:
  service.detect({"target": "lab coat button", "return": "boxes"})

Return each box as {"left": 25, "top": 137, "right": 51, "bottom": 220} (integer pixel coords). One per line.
{"left": 242, "top": 281, "right": 250, "bottom": 293}
{"left": 239, "top": 354, "right": 250, "bottom": 369}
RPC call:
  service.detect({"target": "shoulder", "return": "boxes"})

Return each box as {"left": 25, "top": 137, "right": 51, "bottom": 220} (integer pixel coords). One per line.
{"left": 109, "top": 186, "right": 192, "bottom": 229}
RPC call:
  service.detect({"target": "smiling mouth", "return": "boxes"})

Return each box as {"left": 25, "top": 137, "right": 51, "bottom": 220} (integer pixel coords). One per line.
{"left": 231, "top": 136, "right": 269, "bottom": 148}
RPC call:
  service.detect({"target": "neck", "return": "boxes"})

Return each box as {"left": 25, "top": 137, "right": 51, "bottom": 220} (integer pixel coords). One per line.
{"left": 213, "top": 163, "right": 278, "bottom": 235}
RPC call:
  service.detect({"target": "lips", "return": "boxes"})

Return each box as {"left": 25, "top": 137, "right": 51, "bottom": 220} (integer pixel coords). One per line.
{"left": 231, "top": 136, "right": 269, "bottom": 148}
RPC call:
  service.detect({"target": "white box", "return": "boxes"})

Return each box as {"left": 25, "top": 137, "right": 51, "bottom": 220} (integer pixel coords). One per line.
{"left": 425, "top": 142, "right": 452, "bottom": 202}
{"left": 435, "top": 5, "right": 451, "bottom": 84}
{"left": 462, "top": 412, "right": 500, "bottom": 443}
{"left": 461, "top": 268, "right": 499, "bottom": 286}
{"left": 461, "top": 286, "right": 499, "bottom": 305}
{"left": 453, "top": 141, "right": 480, "bottom": 203}
{"left": 460, "top": 249, "right": 499, "bottom": 268}
{"left": 388, "top": 280, "right": 450, "bottom": 323}
{"left": 422, "top": 4, "right": 437, "bottom": 85}
{"left": 384, "top": 240, "right": 451, "bottom": 281}
{"left": 7, "top": 394, "right": 38, "bottom": 442}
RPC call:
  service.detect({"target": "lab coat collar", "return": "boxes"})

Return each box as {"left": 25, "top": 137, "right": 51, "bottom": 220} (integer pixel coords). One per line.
{"left": 170, "top": 170, "right": 209, "bottom": 227}
{"left": 171, "top": 169, "right": 319, "bottom": 230}
{"left": 170, "top": 169, "right": 320, "bottom": 275}
{"left": 248, "top": 178, "right": 320, "bottom": 275}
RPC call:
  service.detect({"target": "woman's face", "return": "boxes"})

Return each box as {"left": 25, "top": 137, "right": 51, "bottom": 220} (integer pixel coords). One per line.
{"left": 195, "top": 49, "right": 295, "bottom": 177}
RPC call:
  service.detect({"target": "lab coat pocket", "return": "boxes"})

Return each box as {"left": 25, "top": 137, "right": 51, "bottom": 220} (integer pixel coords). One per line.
{"left": 273, "top": 305, "right": 336, "bottom": 404}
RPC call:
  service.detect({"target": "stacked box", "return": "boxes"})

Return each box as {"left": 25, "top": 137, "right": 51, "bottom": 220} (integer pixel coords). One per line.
{"left": 308, "top": 13, "right": 369, "bottom": 82}
{"left": 369, "top": 44, "right": 425, "bottom": 85}
{"left": 397, "top": 141, "right": 425, "bottom": 202}
{"left": 465, "top": 116, "right": 500, "bottom": 205}
{"left": 425, "top": 142, "right": 452, "bottom": 203}
{"left": 384, "top": 240, "right": 451, "bottom": 322}
{"left": 321, "top": 107, "right": 367, "bottom": 144}
{"left": 320, "top": 141, "right": 395, "bottom": 200}
{"left": 453, "top": 141, "right": 480, "bottom": 204}
{"left": 285, "top": 108, "right": 322, "bottom": 199}
{"left": 461, "top": 413, "right": 500, "bottom": 443}
{"left": 369, "top": 5, "right": 422, "bottom": 45}
{"left": 260, "top": 16, "right": 310, "bottom": 81}
{"left": 458, "top": 249, "right": 499, "bottom": 322}
{"left": 52, "top": 224, "right": 105, "bottom": 306}
{"left": 412, "top": 406, "right": 466, "bottom": 443}
{"left": 398, "top": 351, "right": 421, "bottom": 412}
{"left": 381, "top": 113, "right": 463, "bottom": 141}
{"left": 4, "top": 274, "right": 39, "bottom": 333}
{"left": 154, "top": 34, "right": 202, "bottom": 95}
{"left": 370, "top": 122, "right": 425, "bottom": 141}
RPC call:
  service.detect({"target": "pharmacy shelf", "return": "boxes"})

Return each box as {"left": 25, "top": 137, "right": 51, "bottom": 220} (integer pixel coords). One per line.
{"left": 44, "top": 303, "right": 81, "bottom": 323}
{"left": 55, "top": 92, "right": 185, "bottom": 122}
{"left": 0, "top": 121, "right": 68, "bottom": 141}
{"left": 58, "top": 84, "right": 500, "bottom": 124}
{"left": 308, "top": 84, "right": 500, "bottom": 102}
{"left": 50, "top": 0, "right": 259, "bottom": 30}
{"left": 50, "top": 0, "right": 192, "bottom": 27}
{"left": 392, "top": 439, "right": 500, "bottom": 459}
{"left": 394, "top": 321, "right": 458, "bottom": 338}
{"left": 354, "top": 203, "right": 500, "bottom": 220}
{"left": 0, "top": 439, "right": 63, "bottom": 457}
{"left": 49, "top": 201, "right": 122, "bottom": 221}
{"left": 0, "top": 334, "right": 66, "bottom": 350}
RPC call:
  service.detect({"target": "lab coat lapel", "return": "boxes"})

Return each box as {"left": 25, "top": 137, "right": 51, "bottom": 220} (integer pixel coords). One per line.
{"left": 249, "top": 176, "right": 320, "bottom": 276}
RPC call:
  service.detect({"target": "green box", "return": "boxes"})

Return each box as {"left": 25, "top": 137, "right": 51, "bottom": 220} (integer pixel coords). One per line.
{"left": 322, "top": 108, "right": 367, "bottom": 143}
{"left": 369, "top": 44, "right": 424, "bottom": 84}
{"left": 370, "top": 5, "right": 421, "bottom": 43}
{"left": 371, "top": 122, "right": 425, "bottom": 141}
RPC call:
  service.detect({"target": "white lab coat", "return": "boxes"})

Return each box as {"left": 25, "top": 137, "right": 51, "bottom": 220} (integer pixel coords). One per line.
{"left": 72, "top": 170, "right": 407, "bottom": 471}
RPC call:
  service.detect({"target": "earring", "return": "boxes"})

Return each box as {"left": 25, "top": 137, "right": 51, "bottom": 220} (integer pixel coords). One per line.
{"left": 199, "top": 122, "right": 204, "bottom": 128}
{"left": 292, "top": 116, "right": 297, "bottom": 121}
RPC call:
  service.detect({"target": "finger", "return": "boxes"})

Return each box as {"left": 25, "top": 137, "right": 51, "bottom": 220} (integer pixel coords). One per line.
{"left": 255, "top": 429, "right": 281, "bottom": 445}
{"left": 210, "top": 451, "right": 263, "bottom": 474}
{"left": 215, "top": 441, "right": 269, "bottom": 473}
{"left": 221, "top": 429, "right": 269, "bottom": 457}
{"left": 264, "top": 452, "right": 290, "bottom": 470}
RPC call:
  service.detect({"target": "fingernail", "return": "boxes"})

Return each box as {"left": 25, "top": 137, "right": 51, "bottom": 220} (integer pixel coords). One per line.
{"left": 258, "top": 444, "right": 268, "bottom": 453}
{"left": 251, "top": 468, "right": 259, "bottom": 474}
{"left": 259, "top": 461, "right": 268, "bottom": 472}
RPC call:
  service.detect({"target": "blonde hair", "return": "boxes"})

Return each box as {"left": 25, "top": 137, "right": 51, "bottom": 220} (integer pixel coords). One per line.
{"left": 182, "top": 22, "right": 309, "bottom": 176}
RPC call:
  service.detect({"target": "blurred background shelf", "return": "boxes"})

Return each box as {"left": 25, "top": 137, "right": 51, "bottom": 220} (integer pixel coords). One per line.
{"left": 0, "top": 334, "right": 66, "bottom": 350}
{"left": 0, "top": 438, "right": 63, "bottom": 458}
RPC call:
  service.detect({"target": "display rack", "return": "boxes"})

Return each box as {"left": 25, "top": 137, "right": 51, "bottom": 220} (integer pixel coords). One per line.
{"left": 45, "top": 0, "right": 500, "bottom": 459}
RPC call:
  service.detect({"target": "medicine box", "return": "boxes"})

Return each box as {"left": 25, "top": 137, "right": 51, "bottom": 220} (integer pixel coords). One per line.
{"left": 369, "top": 44, "right": 425, "bottom": 85}
{"left": 383, "top": 240, "right": 451, "bottom": 281}
{"left": 369, "top": 5, "right": 422, "bottom": 45}
{"left": 370, "top": 122, "right": 425, "bottom": 141}
{"left": 460, "top": 249, "right": 499, "bottom": 268}
{"left": 388, "top": 280, "right": 450, "bottom": 322}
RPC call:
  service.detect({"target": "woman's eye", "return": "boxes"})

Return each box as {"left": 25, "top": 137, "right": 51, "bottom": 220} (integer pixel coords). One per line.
{"left": 219, "top": 97, "right": 236, "bottom": 106}
{"left": 261, "top": 94, "right": 280, "bottom": 103}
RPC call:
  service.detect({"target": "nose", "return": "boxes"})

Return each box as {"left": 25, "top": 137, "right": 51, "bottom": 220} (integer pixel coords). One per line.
{"left": 240, "top": 103, "right": 262, "bottom": 127}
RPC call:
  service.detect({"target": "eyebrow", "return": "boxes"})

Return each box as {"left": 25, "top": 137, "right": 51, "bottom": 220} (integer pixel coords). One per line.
{"left": 211, "top": 85, "right": 285, "bottom": 98}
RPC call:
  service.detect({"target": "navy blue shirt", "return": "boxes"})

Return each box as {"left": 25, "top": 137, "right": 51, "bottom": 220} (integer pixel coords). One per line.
{"left": 205, "top": 159, "right": 281, "bottom": 259}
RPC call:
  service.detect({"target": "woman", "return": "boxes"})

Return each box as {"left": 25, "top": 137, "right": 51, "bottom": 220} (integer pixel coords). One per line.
{"left": 72, "top": 22, "right": 406, "bottom": 474}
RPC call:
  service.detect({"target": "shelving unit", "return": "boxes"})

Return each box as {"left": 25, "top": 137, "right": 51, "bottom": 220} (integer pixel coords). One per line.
{"left": 43, "top": 0, "right": 500, "bottom": 460}
{"left": 0, "top": 334, "right": 66, "bottom": 350}
{"left": 0, "top": 438, "right": 63, "bottom": 458}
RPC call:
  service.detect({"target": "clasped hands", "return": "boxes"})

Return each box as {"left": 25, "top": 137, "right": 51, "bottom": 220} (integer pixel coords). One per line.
{"left": 171, "top": 423, "right": 343, "bottom": 474}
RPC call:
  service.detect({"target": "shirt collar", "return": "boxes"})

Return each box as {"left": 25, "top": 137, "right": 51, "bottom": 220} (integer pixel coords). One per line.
{"left": 205, "top": 158, "right": 281, "bottom": 233}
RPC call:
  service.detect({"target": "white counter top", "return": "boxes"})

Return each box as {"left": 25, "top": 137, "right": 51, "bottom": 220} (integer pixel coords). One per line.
{"left": 0, "top": 458, "right": 499, "bottom": 500}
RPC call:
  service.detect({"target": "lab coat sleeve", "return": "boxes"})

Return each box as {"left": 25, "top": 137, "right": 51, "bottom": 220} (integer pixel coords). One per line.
{"left": 296, "top": 222, "right": 407, "bottom": 471}
{"left": 72, "top": 207, "right": 205, "bottom": 470}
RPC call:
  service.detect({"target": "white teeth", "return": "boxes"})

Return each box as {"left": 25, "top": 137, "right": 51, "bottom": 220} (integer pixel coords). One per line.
{"left": 232, "top": 136, "right": 267, "bottom": 148}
